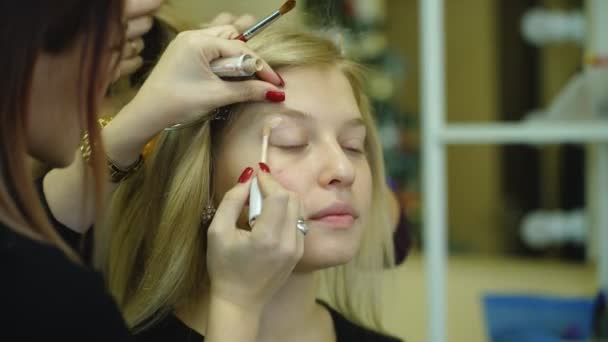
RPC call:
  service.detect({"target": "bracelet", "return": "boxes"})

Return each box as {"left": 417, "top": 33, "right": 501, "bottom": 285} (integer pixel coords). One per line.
{"left": 80, "top": 117, "right": 144, "bottom": 183}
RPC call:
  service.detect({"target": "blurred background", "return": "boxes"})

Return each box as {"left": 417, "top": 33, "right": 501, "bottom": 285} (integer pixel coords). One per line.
{"left": 161, "top": 0, "right": 603, "bottom": 340}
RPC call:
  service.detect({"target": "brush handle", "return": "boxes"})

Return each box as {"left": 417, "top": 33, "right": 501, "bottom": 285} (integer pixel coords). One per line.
{"left": 236, "top": 10, "right": 281, "bottom": 42}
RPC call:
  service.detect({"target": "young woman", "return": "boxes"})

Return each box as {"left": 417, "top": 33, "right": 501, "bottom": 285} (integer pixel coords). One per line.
{"left": 105, "top": 28, "right": 401, "bottom": 342}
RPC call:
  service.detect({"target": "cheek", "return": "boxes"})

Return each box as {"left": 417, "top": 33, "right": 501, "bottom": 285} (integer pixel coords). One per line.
{"left": 354, "top": 162, "right": 373, "bottom": 209}
{"left": 271, "top": 167, "right": 308, "bottom": 194}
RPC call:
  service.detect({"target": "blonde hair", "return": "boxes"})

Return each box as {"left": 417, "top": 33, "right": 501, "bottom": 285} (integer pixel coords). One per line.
{"left": 105, "top": 27, "right": 395, "bottom": 333}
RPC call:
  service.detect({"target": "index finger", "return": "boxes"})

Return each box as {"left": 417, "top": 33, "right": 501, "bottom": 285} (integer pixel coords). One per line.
{"left": 125, "top": 0, "right": 164, "bottom": 19}
{"left": 210, "top": 175, "right": 254, "bottom": 233}
{"left": 192, "top": 34, "right": 282, "bottom": 86}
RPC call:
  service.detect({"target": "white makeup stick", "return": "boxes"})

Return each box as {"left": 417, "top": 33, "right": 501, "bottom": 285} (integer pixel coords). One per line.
{"left": 210, "top": 54, "right": 263, "bottom": 78}
{"left": 248, "top": 123, "right": 272, "bottom": 227}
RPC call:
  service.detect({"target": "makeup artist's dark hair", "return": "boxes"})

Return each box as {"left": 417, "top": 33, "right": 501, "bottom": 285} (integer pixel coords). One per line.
{"left": 0, "top": 0, "right": 125, "bottom": 259}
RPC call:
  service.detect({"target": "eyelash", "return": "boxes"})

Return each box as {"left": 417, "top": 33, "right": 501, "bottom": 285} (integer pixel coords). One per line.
{"left": 344, "top": 146, "right": 365, "bottom": 154}
{"left": 275, "top": 143, "right": 365, "bottom": 154}
{"left": 277, "top": 144, "right": 309, "bottom": 151}
{"left": 342, "top": 139, "right": 366, "bottom": 154}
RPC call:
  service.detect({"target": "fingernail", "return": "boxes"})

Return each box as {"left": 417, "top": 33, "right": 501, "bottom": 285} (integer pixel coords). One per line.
{"left": 277, "top": 73, "right": 285, "bottom": 87}
{"left": 238, "top": 167, "right": 254, "bottom": 183}
{"left": 259, "top": 162, "right": 271, "bottom": 173}
{"left": 265, "top": 90, "right": 285, "bottom": 103}
{"left": 235, "top": 34, "right": 247, "bottom": 42}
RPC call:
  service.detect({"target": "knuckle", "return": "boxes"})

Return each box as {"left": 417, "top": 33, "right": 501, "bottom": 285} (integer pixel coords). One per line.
{"left": 233, "top": 39, "right": 247, "bottom": 49}
{"left": 255, "top": 231, "right": 279, "bottom": 250}
{"left": 282, "top": 245, "right": 299, "bottom": 261}
{"left": 222, "top": 186, "right": 241, "bottom": 200}
{"left": 175, "top": 30, "right": 191, "bottom": 43}
{"left": 217, "top": 12, "right": 236, "bottom": 21}
{"left": 260, "top": 237, "right": 280, "bottom": 251}
{"left": 239, "top": 14, "right": 256, "bottom": 23}
{"left": 225, "top": 26, "right": 240, "bottom": 37}
{"left": 176, "top": 30, "right": 201, "bottom": 48}
{"left": 239, "top": 85, "right": 258, "bottom": 99}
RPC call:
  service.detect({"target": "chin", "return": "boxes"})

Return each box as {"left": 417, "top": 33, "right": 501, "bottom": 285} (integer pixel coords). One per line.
{"left": 293, "top": 230, "right": 362, "bottom": 272}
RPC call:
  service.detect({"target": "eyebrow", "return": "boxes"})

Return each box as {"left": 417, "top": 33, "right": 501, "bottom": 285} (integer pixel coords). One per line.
{"left": 258, "top": 107, "right": 366, "bottom": 128}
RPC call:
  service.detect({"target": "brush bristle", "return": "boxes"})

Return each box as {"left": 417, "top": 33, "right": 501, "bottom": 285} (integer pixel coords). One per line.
{"left": 279, "top": 0, "right": 296, "bottom": 15}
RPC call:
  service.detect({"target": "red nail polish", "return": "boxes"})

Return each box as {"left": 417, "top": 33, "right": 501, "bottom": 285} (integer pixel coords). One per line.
{"left": 259, "top": 162, "right": 271, "bottom": 173}
{"left": 238, "top": 167, "right": 254, "bottom": 183}
{"left": 235, "top": 34, "right": 247, "bottom": 42}
{"left": 265, "top": 90, "right": 285, "bottom": 103}
{"left": 277, "top": 73, "right": 285, "bottom": 87}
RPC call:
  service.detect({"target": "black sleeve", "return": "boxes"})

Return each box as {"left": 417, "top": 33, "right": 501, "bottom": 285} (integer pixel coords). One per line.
{"left": 35, "top": 175, "right": 94, "bottom": 263}
{"left": 0, "top": 224, "right": 132, "bottom": 341}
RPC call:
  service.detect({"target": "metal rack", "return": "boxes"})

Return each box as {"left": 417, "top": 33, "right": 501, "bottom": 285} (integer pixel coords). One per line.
{"left": 419, "top": 0, "right": 608, "bottom": 341}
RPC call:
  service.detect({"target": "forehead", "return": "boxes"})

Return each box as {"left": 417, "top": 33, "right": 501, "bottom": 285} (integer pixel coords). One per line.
{"left": 238, "top": 65, "right": 362, "bottom": 124}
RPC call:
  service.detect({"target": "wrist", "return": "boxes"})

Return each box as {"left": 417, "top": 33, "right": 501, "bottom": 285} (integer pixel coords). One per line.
{"left": 101, "top": 120, "right": 146, "bottom": 168}
{"left": 103, "top": 100, "right": 168, "bottom": 167}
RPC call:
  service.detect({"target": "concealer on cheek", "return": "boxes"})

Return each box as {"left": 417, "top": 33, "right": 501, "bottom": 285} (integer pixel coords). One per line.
{"left": 248, "top": 117, "right": 284, "bottom": 227}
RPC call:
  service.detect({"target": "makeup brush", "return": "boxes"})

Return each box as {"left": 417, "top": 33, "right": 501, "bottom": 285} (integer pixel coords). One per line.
{"left": 236, "top": 0, "right": 297, "bottom": 42}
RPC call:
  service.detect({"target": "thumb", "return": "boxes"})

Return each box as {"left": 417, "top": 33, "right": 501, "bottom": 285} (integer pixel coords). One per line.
{"left": 208, "top": 80, "right": 285, "bottom": 108}
{"left": 210, "top": 167, "right": 256, "bottom": 233}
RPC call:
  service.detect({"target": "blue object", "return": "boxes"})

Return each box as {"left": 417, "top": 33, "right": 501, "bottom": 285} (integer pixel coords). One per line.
{"left": 483, "top": 293, "right": 594, "bottom": 342}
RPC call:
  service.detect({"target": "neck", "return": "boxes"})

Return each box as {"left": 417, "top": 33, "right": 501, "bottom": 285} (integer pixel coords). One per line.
{"left": 177, "top": 272, "right": 328, "bottom": 341}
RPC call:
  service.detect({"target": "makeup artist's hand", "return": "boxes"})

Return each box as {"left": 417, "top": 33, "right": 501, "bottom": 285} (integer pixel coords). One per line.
{"left": 108, "top": 28, "right": 284, "bottom": 166}
{"left": 125, "top": 27, "right": 284, "bottom": 127}
{"left": 114, "top": 0, "right": 165, "bottom": 80}
{"left": 206, "top": 166, "right": 304, "bottom": 315}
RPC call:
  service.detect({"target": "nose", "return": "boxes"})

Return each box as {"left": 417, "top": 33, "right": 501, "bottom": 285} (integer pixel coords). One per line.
{"left": 317, "top": 141, "right": 356, "bottom": 188}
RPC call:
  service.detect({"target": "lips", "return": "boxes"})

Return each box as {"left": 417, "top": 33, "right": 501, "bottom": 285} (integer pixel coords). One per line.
{"left": 308, "top": 202, "right": 359, "bottom": 228}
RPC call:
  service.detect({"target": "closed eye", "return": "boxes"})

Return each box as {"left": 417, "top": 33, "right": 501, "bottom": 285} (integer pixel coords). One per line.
{"left": 275, "top": 144, "right": 309, "bottom": 151}
{"left": 344, "top": 146, "right": 365, "bottom": 154}
{"left": 341, "top": 139, "right": 366, "bottom": 154}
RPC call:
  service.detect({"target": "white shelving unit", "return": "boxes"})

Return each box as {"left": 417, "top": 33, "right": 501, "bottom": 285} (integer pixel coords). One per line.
{"left": 419, "top": 1, "right": 608, "bottom": 341}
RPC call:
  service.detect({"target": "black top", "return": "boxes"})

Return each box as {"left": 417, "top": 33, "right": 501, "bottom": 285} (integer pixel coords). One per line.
{"left": 0, "top": 221, "right": 132, "bottom": 341}
{"left": 135, "top": 301, "right": 401, "bottom": 342}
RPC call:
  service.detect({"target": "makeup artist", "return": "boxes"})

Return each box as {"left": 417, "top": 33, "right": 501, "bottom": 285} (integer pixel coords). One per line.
{"left": 1, "top": 1, "right": 302, "bottom": 341}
